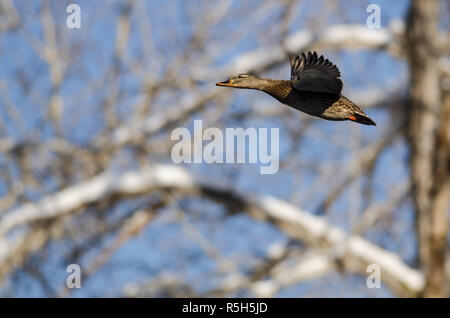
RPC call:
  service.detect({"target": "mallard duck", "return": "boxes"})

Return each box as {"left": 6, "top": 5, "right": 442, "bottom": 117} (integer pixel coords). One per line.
{"left": 216, "top": 51, "right": 376, "bottom": 126}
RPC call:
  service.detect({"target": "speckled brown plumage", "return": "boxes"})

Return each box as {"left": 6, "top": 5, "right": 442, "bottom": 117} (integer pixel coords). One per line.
{"left": 216, "top": 51, "right": 376, "bottom": 126}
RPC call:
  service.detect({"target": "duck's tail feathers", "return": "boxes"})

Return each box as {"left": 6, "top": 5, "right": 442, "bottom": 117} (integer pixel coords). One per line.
{"left": 348, "top": 113, "right": 376, "bottom": 126}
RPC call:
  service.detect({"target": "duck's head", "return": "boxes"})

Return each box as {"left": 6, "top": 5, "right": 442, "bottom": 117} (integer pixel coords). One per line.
{"left": 216, "top": 74, "right": 262, "bottom": 89}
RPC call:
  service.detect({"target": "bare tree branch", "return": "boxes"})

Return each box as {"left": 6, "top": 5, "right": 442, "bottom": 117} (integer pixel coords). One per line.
{"left": 0, "top": 164, "right": 424, "bottom": 295}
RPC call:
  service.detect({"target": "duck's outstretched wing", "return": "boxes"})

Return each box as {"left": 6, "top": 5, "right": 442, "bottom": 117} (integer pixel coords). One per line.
{"left": 290, "top": 51, "right": 343, "bottom": 94}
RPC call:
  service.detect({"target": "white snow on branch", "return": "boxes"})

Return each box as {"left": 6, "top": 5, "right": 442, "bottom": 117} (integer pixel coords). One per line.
{"left": 0, "top": 164, "right": 424, "bottom": 295}
{"left": 192, "top": 21, "right": 403, "bottom": 81}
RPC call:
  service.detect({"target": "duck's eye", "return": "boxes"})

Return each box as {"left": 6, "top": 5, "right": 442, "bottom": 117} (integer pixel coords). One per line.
{"left": 238, "top": 74, "right": 249, "bottom": 78}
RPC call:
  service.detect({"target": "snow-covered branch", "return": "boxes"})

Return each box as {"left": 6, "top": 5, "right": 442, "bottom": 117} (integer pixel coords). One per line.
{"left": 0, "top": 164, "right": 424, "bottom": 295}
{"left": 191, "top": 21, "right": 405, "bottom": 81}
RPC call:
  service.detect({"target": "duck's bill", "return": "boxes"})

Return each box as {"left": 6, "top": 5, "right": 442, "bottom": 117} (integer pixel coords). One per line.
{"left": 216, "top": 80, "right": 235, "bottom": 87}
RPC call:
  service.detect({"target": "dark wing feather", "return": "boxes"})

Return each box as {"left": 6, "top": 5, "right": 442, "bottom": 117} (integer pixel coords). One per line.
{"left": 290, "top": 51, "right": 343, "bottom": 94}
